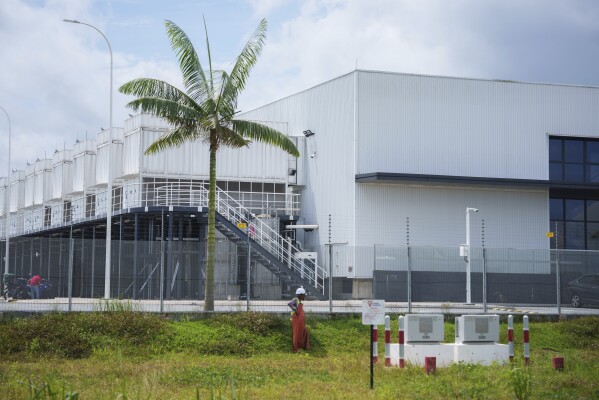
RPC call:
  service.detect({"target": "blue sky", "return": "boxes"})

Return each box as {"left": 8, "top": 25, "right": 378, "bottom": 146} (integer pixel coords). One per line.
{"left": 1, "top": 0, "right": 599, "bottom": 168}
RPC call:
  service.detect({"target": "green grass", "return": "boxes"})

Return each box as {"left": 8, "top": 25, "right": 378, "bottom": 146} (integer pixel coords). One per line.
{"left": 0, "top": 312, "right": 597, "bottom": 399}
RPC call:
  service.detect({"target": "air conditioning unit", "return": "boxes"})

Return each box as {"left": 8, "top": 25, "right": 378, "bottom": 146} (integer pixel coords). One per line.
{"left": 404, "top": 314, "right": 444, "bottom": 343}
{"left": 455, "top": 315, "right": 499, "bottom": 343}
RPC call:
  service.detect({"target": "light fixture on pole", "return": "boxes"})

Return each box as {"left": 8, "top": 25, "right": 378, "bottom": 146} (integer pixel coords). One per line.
{"left": 463, "top": 207, "right": 478, "bottom": 304}
{"left": 64, "top": 19, "right": 113, "bottom": 299}
{"left": 0, "top": 105, "right": 11, "bottom": 275}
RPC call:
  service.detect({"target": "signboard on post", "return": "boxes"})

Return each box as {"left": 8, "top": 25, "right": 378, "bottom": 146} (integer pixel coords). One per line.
{"left": 362, "top": 299, "right": 385, "bottom": 390}
{"left": 362, "top": 299, "right": 385, "bottom": 325}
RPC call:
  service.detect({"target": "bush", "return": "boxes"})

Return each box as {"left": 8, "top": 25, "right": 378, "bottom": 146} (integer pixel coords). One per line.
{"left": 0, "top": 312, "right": 170, "bottom": 359}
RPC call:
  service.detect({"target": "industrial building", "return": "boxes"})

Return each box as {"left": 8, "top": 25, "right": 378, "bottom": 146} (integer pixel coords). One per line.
{"left": 2, "top": 70, "right": 599, "bottom": 302}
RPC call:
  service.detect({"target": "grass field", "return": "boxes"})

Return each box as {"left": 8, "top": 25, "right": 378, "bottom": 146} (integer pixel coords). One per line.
{"left": 0, "top": 311, "right": 597, "bottom": 399}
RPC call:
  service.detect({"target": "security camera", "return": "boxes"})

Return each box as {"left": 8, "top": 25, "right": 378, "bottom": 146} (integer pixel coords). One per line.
{"left": 310, "top": 153, "right": 316, "bottom": 159}
{"left": 467, "top": 207, "right": 479, "bottom": 213}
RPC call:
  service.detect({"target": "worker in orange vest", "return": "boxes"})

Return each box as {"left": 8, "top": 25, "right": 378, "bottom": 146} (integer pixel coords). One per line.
{"left": 288, "top": 287, "right": 310, "bottom": 352}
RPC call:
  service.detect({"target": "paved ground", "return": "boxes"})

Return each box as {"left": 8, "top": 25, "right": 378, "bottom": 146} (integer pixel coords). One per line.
{"left": 1, "top": 298, "right": 598, "bottom": 315}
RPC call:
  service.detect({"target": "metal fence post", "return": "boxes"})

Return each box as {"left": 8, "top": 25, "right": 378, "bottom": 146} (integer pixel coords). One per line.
{"left": 407, "top": 245, "right": 412, "bottom": 314}
{"left": 68, "top": 228, "right": 74, "bottom": 312}
{"left": 556, "top": 249, "right": 561, "bottom": 315}
{"left": 247, "top": 222, "right": 251, "bottom": 312}
{"left": 482, "top": 247, "right": 487, "bottom": 314}
{"left": 373, "top": 244, "right": 376, "bottom": 299}
{"left": 160, "top": 210, "right": 164, "bottom": 313}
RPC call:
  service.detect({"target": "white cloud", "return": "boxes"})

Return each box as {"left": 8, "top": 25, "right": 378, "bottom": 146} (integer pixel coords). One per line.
{"left": 240, "top": 0, "right": 599, "bottom": 111}
{"left": 0, "top": 0, "right": 180, "bottom": 170}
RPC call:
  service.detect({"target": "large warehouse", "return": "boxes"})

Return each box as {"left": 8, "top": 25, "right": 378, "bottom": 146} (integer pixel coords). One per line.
{"left": 2, "top": 70, "right": 599, "bottom": 303}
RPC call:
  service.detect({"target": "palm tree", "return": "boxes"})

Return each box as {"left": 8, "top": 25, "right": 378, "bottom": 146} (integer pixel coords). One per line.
{"left": 119, "top": 18, "right": 299, "bottom": 311}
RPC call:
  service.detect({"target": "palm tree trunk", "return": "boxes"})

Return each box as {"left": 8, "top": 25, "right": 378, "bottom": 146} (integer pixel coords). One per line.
{"left": 205, "top": 142, "right": 217, "bottom": 311}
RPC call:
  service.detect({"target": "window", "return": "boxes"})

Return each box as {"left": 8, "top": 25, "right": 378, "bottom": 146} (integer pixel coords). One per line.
{"left": 551, "top": 198, "right": 599, "bottom": 249}
{"left": 549, "top": 137, "right": 599, "bottom": 182}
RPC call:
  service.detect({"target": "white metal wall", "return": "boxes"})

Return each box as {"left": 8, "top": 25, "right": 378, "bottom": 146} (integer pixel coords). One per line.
{"left": 51, "top": 150, "right": 73, "bottom": 199}
{"left": 33, "top": 159, "right": 52, "bottom": 205}
{"left": 72, "top": 140, "right": 96, "bottom": 193}
{"left": 355, "top": 184, "right": 548, "bottom": 247}
{"left": 24, "top": 164, "right": 35, "bottom": 208}
{"left": 136, "top": 125, "right": 289, "bottom": 182}
{"left": 356, "top": 71, "right": 599, "bottom": 179}
{"left": 239, "top": 73, "right": 357, "bottom": 251}
{"left": 9, "top": 170, "right": 25, "bottom": 212}
{"left": 96, "top": 128, "right": 124, "bottom": 185}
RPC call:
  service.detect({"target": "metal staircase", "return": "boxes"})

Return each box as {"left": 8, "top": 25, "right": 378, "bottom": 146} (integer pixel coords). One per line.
{"left": 207, "top": 188, "right": 327, "bottom": 299}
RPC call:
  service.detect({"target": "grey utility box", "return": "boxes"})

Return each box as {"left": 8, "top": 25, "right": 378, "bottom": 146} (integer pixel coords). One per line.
{"left": 404, "top": 314, "right": 444, "bottom": 343}
{"left": 455, "top": 314, "right": 500, "bottom": 344}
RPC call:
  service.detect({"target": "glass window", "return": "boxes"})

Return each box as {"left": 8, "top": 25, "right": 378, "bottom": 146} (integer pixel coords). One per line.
{"left": 550, "top": 199, "right": 564, "bottom": 220}
{"left": 228, "top": 181, "right": 239, "bottom": 192}
{"left": 587, "top": 201, "right": 599, "bottom": 222}
{"left": 587, "top": 141, "right": 599, "bottom": 163}
{"left": 565, "top": 221, "right": 585, "bottom": 249}
{"left": 240, "top": 182, "right": 251, "bottom": 192}
{"left": 586, "top": 165, "right": 599, "bottom": 182}
{"left": 564, "top": 140, "right": 584, "bottom": 163}
{"left": 564, "top": 164, "right": 584, "bottom": 181}
{"left": 549, "top": 139, "right": 562, "bottom": 162}
{"left": 586, "top": 223, "right": 599, "bottom": 250}
{"left": 565, "top": 199, "right": 585, "bottom": 221}
{"left": 549, "top": 163, "right": 563, "bottom": 180}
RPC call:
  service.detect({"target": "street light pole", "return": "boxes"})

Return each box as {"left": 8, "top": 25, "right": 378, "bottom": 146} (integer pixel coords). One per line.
{"left": 0, "top": 106, "right": 10, "bottom": 275}
{"left": 63, "top": 19, "right": 113, "bottom": 299}
{"left": 465, "top": 207, "right": 478, "bottom": 304}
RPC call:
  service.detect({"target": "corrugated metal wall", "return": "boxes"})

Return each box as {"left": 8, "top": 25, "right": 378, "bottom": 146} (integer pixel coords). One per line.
{"left": 72, "top": 140, "right": 96, "bottom": 193}
{"left": 356, "top": 71, "right": 599, "bottom": 179}
{"left": 238, "top": 73, "right": 357, "bottom": 252}
{"left": 33, "top": 159, "right": 52, "bottom": 205}
{"left": 9, "top": 170, "right": 25, "bottom": 212}
{"left": 355, "top": 183, "right": 548, "bottom": 247}
{"left": 51, "top": 150, "right": 73, "bottom": 199}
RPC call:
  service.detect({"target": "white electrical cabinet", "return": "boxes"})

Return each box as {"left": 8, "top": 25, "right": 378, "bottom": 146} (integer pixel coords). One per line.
{"left": 455, "top": 315, "right": 499, "bottom": 343}
{"left": 404, "top": 314, "right": 444, "bottom": 343}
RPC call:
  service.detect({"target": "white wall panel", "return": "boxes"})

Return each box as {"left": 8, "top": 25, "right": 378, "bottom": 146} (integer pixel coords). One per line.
{"left": 24, "top": 164, "right": 35, "bottom": 208}
{"left": 52, "top": 150, "right": 73, "bottom": 199}
{"left": 0, "top": 177, "right": 5, "bottom": 216}
{"left": 239, "top": 73, "right": 357, "bottom": 252}
{"left": 33, "top": 159, "right": 52, "bottom": 205}
{"left": 9, "top": 170, "right": 25, "bottom": 212}
{"left": 356, "top": 71, "right": 599, "bottom": 179}
{"left": 72, "top": 140, "right": 96, "bottom": 193}
{"left": 355, "top": 184, "right": 548, "bottom": 248}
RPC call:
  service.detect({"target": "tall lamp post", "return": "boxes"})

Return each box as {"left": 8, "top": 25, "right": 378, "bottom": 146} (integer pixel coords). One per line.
{"left": 0, "top": 106, "right": 10, "bottom": 275}
{"left": 465, "top": 207, "right": 479, "bottom": 304}
{"left": 63, "top": 19, "right": 113, "bottom": 299}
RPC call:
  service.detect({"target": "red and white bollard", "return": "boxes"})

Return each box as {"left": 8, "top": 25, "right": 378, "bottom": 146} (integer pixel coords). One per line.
{"left": 508, "top": 315, "right": 514, "bottom": 362}
{"left": 398, "top": 316, "right": 405, "bottom": 368}
{"left": 373, "top": 325, "right": 378, "bottom": 364}
{"left": 385, "top": 315, "right": 391, "bottom": 367}
{"left": 523, "top": 315, "right": 530, "bottom": 365}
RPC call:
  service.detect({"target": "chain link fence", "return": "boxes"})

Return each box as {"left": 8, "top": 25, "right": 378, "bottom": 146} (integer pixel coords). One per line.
{"left": 1, "top": 237, "right": 598, "bottom": 315}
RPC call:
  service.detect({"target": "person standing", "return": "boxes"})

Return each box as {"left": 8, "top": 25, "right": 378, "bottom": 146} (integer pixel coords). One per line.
{"left": 288, "top": 287, "right": 310, "bottom": 352}
{"left": 28, "top": 275, "right": 42, "bottom": 299}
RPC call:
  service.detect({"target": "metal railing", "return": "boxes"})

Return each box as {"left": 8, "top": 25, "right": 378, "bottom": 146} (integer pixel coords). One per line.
{"left": 214, "top": 187, "right": 327, "bottom": 294}
{"left": 0, "top": 182, "right": 300, "bottom": 238}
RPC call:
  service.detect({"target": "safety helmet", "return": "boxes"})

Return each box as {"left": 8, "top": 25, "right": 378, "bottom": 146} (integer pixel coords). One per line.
{"left": 296, "top": 287, "right": 306, "bottom": 295}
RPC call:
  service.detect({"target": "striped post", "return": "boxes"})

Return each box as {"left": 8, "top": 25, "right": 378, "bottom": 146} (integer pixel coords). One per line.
{"left": 398, "top": 316, "right": 405, "bottom": 368}
{"left": 508, "top": 315, "right": 514, "bottom": 362}
{"left": 384, "top": 315, "right": 391, "bottom": 367}
{"left": 523, "top": 315, "right": 530, "bottom": 366}
{"left": 373, "top": 325, "right": 378, "bottom": 364}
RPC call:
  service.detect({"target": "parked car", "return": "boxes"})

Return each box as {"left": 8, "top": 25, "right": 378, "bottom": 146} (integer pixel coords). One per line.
{"left": 567, "top": 274, "right": 599, "bottom": 308}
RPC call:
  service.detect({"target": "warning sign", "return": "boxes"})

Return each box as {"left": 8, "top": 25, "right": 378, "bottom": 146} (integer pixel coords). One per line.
{"left": 362, "top": 299, "right": 385, "bottom": 325}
